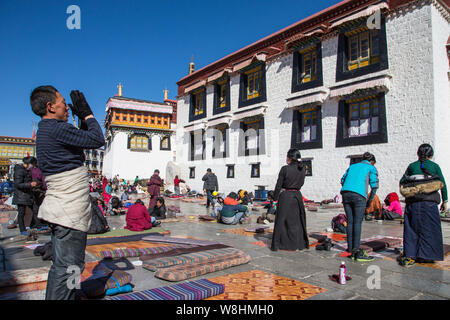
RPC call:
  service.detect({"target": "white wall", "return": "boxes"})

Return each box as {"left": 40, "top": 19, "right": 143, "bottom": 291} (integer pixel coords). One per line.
{"left": 176, "top": 2, "right": 448, "bottom": 201}
{"left": 431, "top": 3, "right": 450, "bottom": 185}
{"left": 103, "top": 131, "right": 175, "bottom": 182}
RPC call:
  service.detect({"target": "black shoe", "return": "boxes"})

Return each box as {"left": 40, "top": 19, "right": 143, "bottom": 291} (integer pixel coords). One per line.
{"left": 152, "top": 221, "right": 161, "bottom": 227}
{"left": 355, "top": 249, "right": 374, "bottom": 262}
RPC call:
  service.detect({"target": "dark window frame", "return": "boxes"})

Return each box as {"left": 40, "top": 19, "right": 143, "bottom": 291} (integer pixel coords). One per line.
{"left": 127, "top": 134, "right": 151, "bottom": 151}
{"left": 189, "top": 130, "right": 206, "bottom": 161}
{"left": 251, "top": 163, "right": 261, "bottom": 178}
{"left": 238, "top": 63, "right": 267, "bottom": 108}
{"left": 189, "top": 167, "right": 195, "bottom": 179}
{"left": 336, "top": 92, "right": 388, "bottom": 147}
{"left": 213, "top": 77, "right": 231, "bottom": 115}
{"left": 189, "top": 87, "right": 207, "bottom": 122}
{"left": 302, "top": 159, "right": 313, "bottom": 176}
{"left": 238, "top": 116, "right": 266, "bottom": 157}
{"left": 226, "top": 164, "right": 235, "bottom": 179}
{"left": 211, "top": 125, "right": 229, "bottom": 159}
{"left": 291, "top": 41, "right": 323, "bottom": 93}
{"left": 291, "top": 105, "right": 323, "bottom": 150}
{"left": 160, "top": 135, "right": 171, "bottom": 151}
{"left": 336, "top": 16, "right": 388, "bottom": 82}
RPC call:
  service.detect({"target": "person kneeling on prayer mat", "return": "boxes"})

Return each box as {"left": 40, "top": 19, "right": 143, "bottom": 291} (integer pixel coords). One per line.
{"left": 124, "top": 199, "right": 160, "bottom": 231}
{"left": 220, "top": 192, "right": 250, "bottom": 225}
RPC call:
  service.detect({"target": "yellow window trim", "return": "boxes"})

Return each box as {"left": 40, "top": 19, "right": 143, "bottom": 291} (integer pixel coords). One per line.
{"left": 244, "top": 65, "right": 262, "bottom": 75}
{"left": 299, "top": 45, "right": 316, "bottom": 54}
{"left": 344, "top": 26, "right": 368, "bottom": 37}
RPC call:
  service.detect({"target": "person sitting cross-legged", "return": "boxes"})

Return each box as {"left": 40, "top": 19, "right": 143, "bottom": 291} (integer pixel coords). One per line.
{"left": 220, "top": 192, "right": 250, "bottom": 225}
{"left": 124, "top": 199, "right": 160, "bottom": 231}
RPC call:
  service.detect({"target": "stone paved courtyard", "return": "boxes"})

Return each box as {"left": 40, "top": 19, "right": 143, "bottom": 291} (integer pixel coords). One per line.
{"left": 0, "top": 196, "right": 449, "bottom": 300}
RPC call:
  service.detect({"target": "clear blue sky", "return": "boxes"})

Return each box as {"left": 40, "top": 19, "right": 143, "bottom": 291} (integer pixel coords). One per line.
{"left": 0, "top": 0, "right": 338, "bottom": 137}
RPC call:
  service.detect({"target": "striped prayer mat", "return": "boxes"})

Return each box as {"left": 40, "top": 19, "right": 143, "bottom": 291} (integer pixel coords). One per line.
{"left": 155, "top": 253, "right": 251, "bottom": 282}
{"left": 86, "top": 233, "right": 165, "bottom": 246}
{"left": 139, "top": 244, "right": 230, "bottom": 261}
{"left": 100, "top": 244, "right": 194, "bottom": 259}
{"left": 85, "top": 241, "right": 175, "bottom": 258}
{"left": 105, "top": 279, "right": 224, "bottom": 300}
{"left": 142, "top": 235, "right": 220, "bottom": 246}
{"left": 143, "top": 248, "right": 244, "bottom": 271}
{"left": 87, "top": 227, "right": 169, "bottom": 239}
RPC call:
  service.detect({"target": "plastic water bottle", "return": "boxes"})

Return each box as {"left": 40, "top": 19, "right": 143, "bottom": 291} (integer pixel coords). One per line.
{"left": 338, "top": 262, "right": 346, "bottom": 285}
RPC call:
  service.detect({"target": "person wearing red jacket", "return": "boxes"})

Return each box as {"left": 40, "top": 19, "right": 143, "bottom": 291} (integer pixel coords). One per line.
{"left": 124, "top": 199, "right": 160, "bottom": 231}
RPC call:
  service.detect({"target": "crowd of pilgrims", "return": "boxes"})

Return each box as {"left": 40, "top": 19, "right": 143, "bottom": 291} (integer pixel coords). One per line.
{"left": 4, "top": 143, "right": 447, "bottom": 268}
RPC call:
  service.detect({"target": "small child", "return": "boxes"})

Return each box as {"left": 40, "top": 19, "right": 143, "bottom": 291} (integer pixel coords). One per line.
{"left": 257, "top": 191, "right": 277, "bottom": 224}
{"left": 212, "top": 195, "right": 225, "bottom": 219}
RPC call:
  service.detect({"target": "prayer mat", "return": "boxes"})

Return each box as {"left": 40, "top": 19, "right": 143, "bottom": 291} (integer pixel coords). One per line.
{"left": 86, "top": 233, "right": 165, "bottom": 246}
{"left": 155, "top": 253, "right": 251, "bottom": 282}
{"left": 142, "top": 235, "right": 220, "bottom": 246}
{"left": 221, "top": 228, "right": 273, "bottom": 237}
{"left": 106, "top": 279, "right": 224, "bottom": 300}
{"left": 244, "top": 225, "right": 270, "bottom": 232}
{"left": 0, "top": 212, "right": 11, "bottom": 223}
{"left": 0, "top": 266, "right": 50, "bottom": 288}
{"left": 309, "top": 232, "right": 347, "bottom": 243}
{"left": 139, "top": 244, "right": 230, "bottom": 261}
{"left": 198, "top": 215, "right": 216, "bottom": 221}
{"left": 321, "top": 203, "right": 344, "bottom": 209}
{"left": 306, "top": 206, "right": 319, "bottom": 212}
{"left": 159, "top": 218, "right": 181, "bottom": 223}
{"left": 87, "top": 227, "right": 169, "bottom": 239}
{"left": 85, "top": 241, "right": 175, "bottom": 258}
{"left": 333, "top": 236, "right": 403, "bottom": 259}
{"left": 100, "top": 244, "right": 194, "bottom": 259}
{"left": 143, "top": 248, "right": 245, "bottom": 271}
{"left": 205, "top": 270, "right": 327, "bottom": 300}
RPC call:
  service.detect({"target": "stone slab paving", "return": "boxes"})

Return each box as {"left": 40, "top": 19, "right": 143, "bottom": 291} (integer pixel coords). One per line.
{"left": 0, "top": 198, "right": 449, "bottom": 300}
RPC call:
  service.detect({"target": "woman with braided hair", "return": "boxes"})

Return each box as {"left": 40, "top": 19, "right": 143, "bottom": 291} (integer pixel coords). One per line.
{"left": 271, "top": 149, "right": 309, "bottom": 251}
{"left": 399, "top": 144, "right": 447, "bottom": 267}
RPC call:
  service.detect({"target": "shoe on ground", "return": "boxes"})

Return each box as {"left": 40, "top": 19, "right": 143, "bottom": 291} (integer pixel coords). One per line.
{"left": 415, "top": 257, "right": 434, "bottom": 264}
{"left": 152, "top": 221, "right": 161, "bottom": 227}
{"left": 355, "top": 249, "right": 374, "bottom": 262}
{"left": 7, "top": 224, "right": 17, "bottom": 229}
{"left": 20, "top": 231, "right": 29, "bottom": 236}
{"left": 399, "top": 256, "right": 415, "bottom": 268}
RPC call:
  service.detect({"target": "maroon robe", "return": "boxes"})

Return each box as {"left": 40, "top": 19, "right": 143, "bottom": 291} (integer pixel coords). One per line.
{"left": 124, "top": 203, "right": 153, "bottom": 231}
{"left": 147, "top": 174, "right": 162, "bottom": 209}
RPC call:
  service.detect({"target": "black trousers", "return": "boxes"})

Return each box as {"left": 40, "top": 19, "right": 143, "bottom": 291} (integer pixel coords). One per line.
{"left": 17, "top": 204, "right": 37, "bottom": 232}
{"left": 45, "top": 224, "right": 87, "bottom": 300}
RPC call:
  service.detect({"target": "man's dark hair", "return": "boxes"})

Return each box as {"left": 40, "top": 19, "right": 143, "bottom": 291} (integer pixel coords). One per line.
{"left": 267, "top": 190, "right": 275, "bottom": 200}
{"left": 22, "top": 156, "right": 34, "bottom": 165}
{"left": 207, "top": 168, "right": 212, "bottom": 172}
{"left": 135, "top": 199, "right": 144, "bottom": 206}
{"left": 156, "top": 197, "right": 165, "bottom": 206}
{"left": 228, "top": 192, "right": 237, "bottom": 199}
{"left": 154, "top": 169, "right": 160, "bottom": 173}
{"left": 30, "top": 85, "right": 58, "bottom": 117}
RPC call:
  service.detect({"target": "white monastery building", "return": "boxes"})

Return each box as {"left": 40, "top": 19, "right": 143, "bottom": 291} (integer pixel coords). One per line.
{"left": 103, "top": 84, "right": 178, "bottom": 181}
{"left": 175, "top": 0, "right": 450, "bottom": 201}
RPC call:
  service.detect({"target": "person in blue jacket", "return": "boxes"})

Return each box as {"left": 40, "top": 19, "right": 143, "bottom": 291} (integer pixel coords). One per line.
{"left": 340, "top": 152, "right": 379, "bottom": 262}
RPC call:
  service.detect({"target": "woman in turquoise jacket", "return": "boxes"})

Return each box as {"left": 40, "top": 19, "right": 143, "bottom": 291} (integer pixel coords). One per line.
{"left": 340, "top": 152, "right": 379, "bottom": 262}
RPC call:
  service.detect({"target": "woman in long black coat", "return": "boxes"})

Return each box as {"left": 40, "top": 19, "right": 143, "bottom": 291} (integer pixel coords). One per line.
{"left": 271, "top": 149, "right": 309, "bottom": 251}
{"left": 12, "top": 160, "right": 37, "bottom": 234}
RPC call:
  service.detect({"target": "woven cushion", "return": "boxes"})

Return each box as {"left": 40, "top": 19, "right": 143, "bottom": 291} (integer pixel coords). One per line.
{"left": 139, "top": 244, "right": 230, "bottom": 261}
{"left": 106, "top": 279, "right": 224, "bottom": 300}
{"left": 81, "top": 265, "right": 132, "bottom": 298}
{"left": 143, "top": 248, "right": 243, "bottom": 271}
{"left": 155, "top": 253, "right": 251, "bottom": 282}
{"left": 380, "top": 237, "right": 403, "bottom": 248}
{"left": 360, "top": 240, "right": 386, "bottom": 252}
{"left": 100, "top": 244, "right": 193, "bottom": 259}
